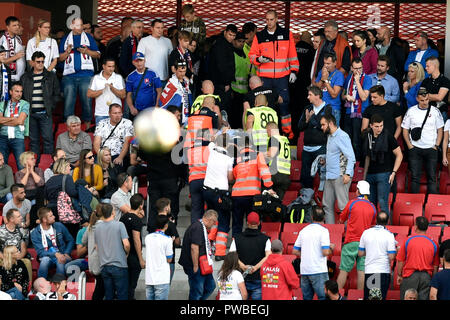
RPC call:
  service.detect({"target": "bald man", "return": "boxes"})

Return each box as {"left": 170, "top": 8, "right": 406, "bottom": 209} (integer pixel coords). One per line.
{"left": 190, "top": 80, "right": 223, "bottom": 124}
{"left": 375, "top": 26, "right": 407, "bottom": 85}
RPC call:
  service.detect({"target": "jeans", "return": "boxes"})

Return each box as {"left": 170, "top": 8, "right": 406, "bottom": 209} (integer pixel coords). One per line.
{"left": 203, "top": 188, "right": 231, "bottom": 233}
{"left": 29, "top": 111, "right": 53, "bottom": 157}
{"left": 342, "top": 115, "right": 362, "bottom": 160}
{"left": 189, "top": 179, "right": 205, "bottom": 224}
{"left": 38, "top": 256, "right": 71, "bottom": 279}
{"left": 6, "top": 287, "right": 25, "bottom": 300}
{"left": 332, "top": 108, "right": 341, "bottom": 127}
{"left": 231, "top": 196, "right": 254, "bottom": 236}
{"left": 0, "top": 136, "right": 25, "bottom": 170}
{"left": 366, "top": 172, "right": 391, "bottom": 216}
{"left": 301, "top": 272, "right": 328, "bottom": 300}
{"left": 244, "top": 279, "right": 262, "bottom": 300}
{"left": 184, "top": 267, "right": 216, "bottom": 300}
{"left": 300, "top": 145, "right": 326, "bottom": 188}
{"left": 408, "top": 147, "right": 438, "bottom": 194}
{"left": 260, "top": 76, "right": 290, "bottom": 116}
{"left": 62, "top": 75, "right": 92, "bottom": 122}
{"left": 146, "top": 283, "right": 170, "bottom": 300}
{"left": 101, "top": 265, "right": 129, "bottom": 300}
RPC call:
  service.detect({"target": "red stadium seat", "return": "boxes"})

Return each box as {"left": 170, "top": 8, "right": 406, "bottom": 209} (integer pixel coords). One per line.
{"left": 261, "top": 222, "right": 282, "bottom": 234}
{"left": 439, "top": 170, "right": 450, "bottom": 194}
{"left": 262, "top": 230, "right": 279, "bottom": 241}
{"left": 395, "top": 193, "right": 425, "bottom": 205}
{"left": 386, "top": 290, "right": 401, "bottom": 300}
{"left": 283, "top": 254, "right": 297, "bottom": 265}
{"left": 392, "top": 193, "right": 425, "bottom": 227}
{"left": 8, "top": 153, "right": 17, "bottom": 173}
{"left": 282, "top": 190, "right": 298, "bottom": 206}
{"left": 280, "top": 232, "right": 300, "bottom": 254}
{"left": 386, "top": 225, "right": 410, "bottom": 238}
{"left": 290, "top": 160, "right": 301, "bottom": 181}
{"left": 296, "top": 132, "right": 304, "bottom": 161}
{"left": 38, "top": 154, "right": 53, "bottom": 171}
{"left": 345, "top": 263, "right": 358, "bottom": 290}
{"left": 322, "top": 224, "right": 345, "bottom": 237}
{"left": 346, "top": 289, "right": 363, "bottom": 300}
{"left": 282, "top": 223, "right": 309, "bottom": 234}
{"left": 85, "top": 282, "right": 96, "bottom": 300}
{"left": 329, "top": 232, "right": 342, "bottom": 257}
{"left": 442, "top": 227, "right": 450, "bottom": 242}
{"left": 410, "top": 226, "right": 441, "bottom": 244}
{"left": 396, "top": 162, "right": 408, "bottom": 193}
{"left": 350, "top": 165, "right": 365, "bottom": 192}
{"left": 424, "top": 194, "right": 450, "bottom": 222}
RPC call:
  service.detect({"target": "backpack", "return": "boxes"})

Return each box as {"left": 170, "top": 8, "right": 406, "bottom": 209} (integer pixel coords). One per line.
{"left": 57, "top": 175, "right": 82, "bottom": 224}
{"left": 252, "top": 192, "right": 285, "bottom": 222}
{"left": 283, "top": 202, "right": 313, "bottom": 224}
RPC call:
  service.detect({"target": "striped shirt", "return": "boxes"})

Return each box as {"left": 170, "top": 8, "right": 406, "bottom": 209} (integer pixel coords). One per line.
{"left": 31, "top": 72, "right": 45, "bottom": 113}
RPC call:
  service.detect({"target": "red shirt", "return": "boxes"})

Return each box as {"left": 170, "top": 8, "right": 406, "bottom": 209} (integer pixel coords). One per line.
{"left": 397, "top": 234, "right": 439, "bottom": 278}
{"left": 260, "top": 254, "right": 299, "bottom": 300}
{"left": 340, "top": 196, "right": 377, "bottom": 244}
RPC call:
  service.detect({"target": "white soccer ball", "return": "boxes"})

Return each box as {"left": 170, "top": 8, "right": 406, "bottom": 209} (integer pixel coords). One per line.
{"left": 133, "top": 107, "right": 180, "bottom": 153}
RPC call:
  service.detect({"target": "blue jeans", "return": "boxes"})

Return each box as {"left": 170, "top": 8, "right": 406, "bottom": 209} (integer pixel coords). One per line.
{"left": 0, "top": 136, "right": 25, "bottom": 170}
{"left": 189, "top": 179, "right": 205, "bottom": 224}
{"left": 300, "top": 145, "right": 326, "bottom": 188}
{"left": 62, "top": 75, "right": 92, "bottom": 122}
{"left": 101, "top": 265, "right": 129, "bottom": 300}
{"left": 6, "top": 287, "right": 25, "bottom": 300}
{"left": 260, "top": 76, "right": 290, "bottom": 116}
{"left": 301, "top": 272, "right": 328, "bottom": 300}
{"left": 29, "top": 112, "right": 53, "bottom": 158}
{"left": 184, "top": 267, "right": 216, "bottom": 300}
{"left": 244, "top": 279, "right": 262, "bottom": 300}
{"left": 332, "top": 108, "right": 341, "bottom": 127}
{"left": 95, "top": 115, "right": 109, "bottom": 125}
{"left": 366, "top": 172, "right": 391, "bottom": 215}
{"left": 146, "top": 283, "right": 170, "bottom": 300}
{"left": 38, "top": 255, "right": 71, "bottom": 279}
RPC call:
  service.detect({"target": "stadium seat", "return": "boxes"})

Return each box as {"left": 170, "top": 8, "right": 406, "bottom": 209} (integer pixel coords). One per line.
{"left": 288, "top": 160, "right": 302, "bottom": 192}
{"left": 386, "top": 225, "right": 410, "bottom": 237}
{"left": 262, "top": 230, "right": 279, "bottom": 241}
{"left": 8, "top": 153, "right": 17, "bottom": 173}
{"left": 396, "top": 162, "right": 408, "bottom": 194}
{"left": 323, "top": 224, "right": 345, "bottom": 237}
{"left": 386, "top": 290, "right": 401, "bottom": 300}
{"left": 439, "top": 170, "right": 450, "bottom": 194}
{"left": 392, "top": 193, "right": 425, "bottom": 227}
{"left": 261, "top": 222, "right": 282, "bottom": 234}
{"left": 424, "top": 194, "right": 450, "bottom": 222}
{"left": 330, "top": 256, "right": 341, "bottom": 280}
{"left": 296, "top": 132, "right": 304, "bottom": 161}
{"left": 282, "top": 223, "right": 309, "bottom": 235}
{"left": 442, "top": 227, "right": 450, "bottom": 242}
{"left": 410, "top": 226, "right": 442, "bottom": 244}
{"left": 377, "top": 193, "right": 394, "bottom": 212}
{"left": 282, "top": 190, "right": 298, "bottom": 206}
{"left": 38, "top": 154, "right": 53, "bottom": 171}
{"left": 350, "top": 165, "right": 365, "bottom": 192}
{"left": 329, "top": 232, "right": 342, "bottom": 257}
{"left": 346, "top": 289, "right": 363, "bottom": 300}
{"left": 283, "top": 254, "right": 297, "bottom": 264}
{"left": 85, "top": 282, "right": 96, "bottom": 300}
{"left": 395, "top": 193, "right": 425, "bottom": 205}
{"left": 280, "top": 232, "right": 300, "bottom": 254}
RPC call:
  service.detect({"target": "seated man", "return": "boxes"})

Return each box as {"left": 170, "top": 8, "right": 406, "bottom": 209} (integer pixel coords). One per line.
{"left": 30, "top": 207, "right": 76, "bottom": 279}
{"left": 32, "top": 274, "right": 76, "bottom": 300}
{"left": 56, "top": 115, "right": 92, "bottom": 167}
{"left": 3, "top": 183, "right": 31, "bottom": 237}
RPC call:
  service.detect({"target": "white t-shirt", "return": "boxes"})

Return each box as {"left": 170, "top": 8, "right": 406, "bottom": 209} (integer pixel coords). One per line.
{"left": 145, "top": 231, "right": 173, "bottom": 286}
{"left": 358, "top": 225, "right": 396, "bottom": 274}
{"left": 294, "top": 223, "right": 330, "bottom": 275}
{"left": 445, "top": 119, "right": 450, "bottom": 147}
{"left": 401, "top": 105, "right": 444, "bottom": 149}
{"left": 137, "top": 35, "right": 173, "bottom": 81}
{"left": 26, "top": 37, "right": 59, "bottom": 70}
{"left": 89, "top": 71, "right": 125, "bottom": 116}
{"left": 229, "top": 238, "right": 271, "bottom": 253}
{"left": 203, "top": 142, "right": 234, "bottom": 191}
{"left": 0, "top": 34, "right": 25, "bottom": 81}
{"left": 217, "top": 269, "right": 245, "bottom": 300}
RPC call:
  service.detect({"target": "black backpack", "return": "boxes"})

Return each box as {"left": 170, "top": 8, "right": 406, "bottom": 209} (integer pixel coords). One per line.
{"left": 252, "top": 193, "right": 285, "bottom": 222}
{"left": 283, "top": 202, "right": 313, "bottom": 224}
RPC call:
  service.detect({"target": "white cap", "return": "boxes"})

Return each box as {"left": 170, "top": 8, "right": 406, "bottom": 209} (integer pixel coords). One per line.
{"left": 356, "top": 180, "right": 370, "bottom": 195}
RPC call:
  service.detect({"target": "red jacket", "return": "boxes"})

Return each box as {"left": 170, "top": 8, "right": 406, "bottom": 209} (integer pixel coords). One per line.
{"left": 261, "top": 254, "right": 299, "bottom": 300}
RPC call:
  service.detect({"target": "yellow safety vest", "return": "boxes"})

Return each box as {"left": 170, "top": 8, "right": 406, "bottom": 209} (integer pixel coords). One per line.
{"left": 248, "top": 106, "right": 278, "bottom": 147}
{"left": 190, "top": 94, "right": 221, "bottom": 115}
{"left": 269, "top": 135, "right": 291, "bottom": 175}
{"left": 244, "top": 43, "right": 257, "bottom": 76}
{"left": 231, "top": 52, "right": 250, "bottom": 94}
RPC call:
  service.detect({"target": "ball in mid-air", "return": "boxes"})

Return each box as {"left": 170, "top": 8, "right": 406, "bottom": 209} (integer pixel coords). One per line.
{"left": 134, "top": 107, "right": 180, "bottom": 153}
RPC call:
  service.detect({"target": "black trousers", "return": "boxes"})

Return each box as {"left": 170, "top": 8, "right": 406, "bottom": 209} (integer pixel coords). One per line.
{"left": 127, "top": 254, "right": 142, "bottom": 300}
{"left": 147, "top": 178, "right": 179, "bottom": 232}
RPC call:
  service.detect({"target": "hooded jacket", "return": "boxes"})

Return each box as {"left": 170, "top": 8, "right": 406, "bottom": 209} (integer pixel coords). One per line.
{"left": 260, "top": 253, "right": 299, "bottom": 300}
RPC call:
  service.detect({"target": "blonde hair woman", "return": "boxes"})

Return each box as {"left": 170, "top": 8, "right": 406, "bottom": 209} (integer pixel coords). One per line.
{"left": 0, "top": 246, "right": 29, "bottom": 300}
{"left": 403, "top": 62, "right": 425, "bottom": 109}
{"left": 15, "top": 151, "right": 44, "bottom": 203}
{"left": 97, "top": 147, "right": 118, "bottom": 201}
{"left": 26, "top": 19, "right": 60, "bottom": 71}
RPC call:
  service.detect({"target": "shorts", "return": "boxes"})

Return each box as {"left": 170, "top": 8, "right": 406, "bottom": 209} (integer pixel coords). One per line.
{"left": 340, "top": 242, "right": 365, "bottom": 272}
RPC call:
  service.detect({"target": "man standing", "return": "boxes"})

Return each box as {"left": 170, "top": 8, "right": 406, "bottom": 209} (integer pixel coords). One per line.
{"left": 401, "top": 88, "right": 444, "bottom": 194}
{"left": 368, "top": 55, "right": 400, "bottom": 104}
{"left": 20, "top": 51, "right": 60, "bottom": 161}
{"left": 92, "top": 25, "right": 106, "bottom": 74}
{"left": 397, "top": 216, "right": 439, "bottom": 300}
{"left": 249, "top": 10, "right": 299, "bottom": 139}
{"left": 404, "top": 31, "right": 439, "bottom": 77}
{"left": 362, "top": 114, "right": 403, "bottom": 216}
{"left": 179, "top": 209, "right": 218, "bottom": 300}
{"left": 56, "top": 116, "right": 92, "bottom": 167}
{"left": 292, "top": 206, "right": 333, "bottom": 300}
{"left": 320, "top": 114, "right": 355, "bottom": 224}
{"left": 208, "top": 24, "right": 237, "bottom": 116}
{"left": 120, "top": 19, "right": 144, "bottom": 78}
{"left": 242, "top": 22, "right": 257, "bottom": 77}
{"left": 337, "top": 180, "right": 377, "bottom": 290}
{"left": 0, "top": 45, "right": 12, "bottom": 102}
{"left": 298, "top": 85, "right": 331, "bottom": 188}
{"left": 429, "top": 249, "right": 450, "bottom": 300}
{"left": 119, "top": 193, "right": 145, "bottom": 300}
{"left": 168, "top": 30, "right": 194, "bottom": 80}
{"left": 0, "top": 16, "right": 25, "bottom": 82}
{"left": 180, "top": 4, "right": 207, "bottom": 49}
{"left": 58, "top": 17, "right": 100, "bottom": 129}
{"left": 137, "top": 19, "right": 173, "bottom": 87}
{"left": 125, "top": 52, "right": 162, "bottom": 118}
{"left": 313, "top": 52, "right": 345, "bottom": 126}
{"left": 358, "top": 211, "right": 397, "bottom": 300}
{"left": 229, "top": 212, "right": 271, "bottom": 300}
{"left": 260, "top": 239, "right": 299, "bottom": 300}
{"left": 87, "top": 58, "right": 126, "bottom": 124}
{"left": 95, "top": 203, "right": 130, "bottom": 300}
{"left": 361, "top": 85, "right": 403, "bottom": 139}
{"left": 0, "top": 82, "right": 29, "bottom": 170}
{"left": 111, "top": 172, "right": 132, "bottom": 222}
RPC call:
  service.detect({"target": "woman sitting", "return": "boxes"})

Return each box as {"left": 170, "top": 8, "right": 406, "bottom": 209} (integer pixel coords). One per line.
{"left": 0, "top": 245, "right": 29, "bottom": 300}
{"left": 97, "top": 147, "right": 119, "bottom": 202}
{"left": 44, "top": 148, "right": 67, "bottom": 183}
{"left": 72, "top": 150, "right": 103, "bottom": 198}
{"left": 15, "top": 151, "right": 45, "bottom": 206}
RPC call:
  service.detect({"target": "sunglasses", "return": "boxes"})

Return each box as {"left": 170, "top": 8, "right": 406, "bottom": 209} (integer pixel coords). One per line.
{"left": 85, "top": 155, "right": 94, "bottom": 160}
{"left": 34, "top": 60, "right": 45, "bottom": 64}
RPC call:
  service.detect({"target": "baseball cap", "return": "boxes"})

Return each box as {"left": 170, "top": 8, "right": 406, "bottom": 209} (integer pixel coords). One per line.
{"left": 271, "top": 239, "right": 283, "bottom": 253}
{"left": 247, "top": 212, "right": 260, "bottom": 225}
{"left": 356, "top": 180, "right": 370, "bottom": 195}
{"left": 132, "top": 52, "right": 145, "bottom": 61}
{"left": 235, "top": 32, "right": 246, "bottom": 40}
{"left": 174, "top": 59, "right": 187, "bottom": 68}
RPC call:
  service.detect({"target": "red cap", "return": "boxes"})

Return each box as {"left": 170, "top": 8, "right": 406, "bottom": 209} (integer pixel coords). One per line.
{"left": 247, "top": 212, "right": 260, "bottom": 225}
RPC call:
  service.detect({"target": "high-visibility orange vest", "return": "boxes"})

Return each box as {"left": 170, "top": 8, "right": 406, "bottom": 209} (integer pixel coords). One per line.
{"left": 248, "top": 25, "right": 299, "bottom": 79}
{"left": 232, "top": 147, "right": 273, "bottom": 197}
{"left": 187, "top": 138, "right": 210, "bottom": 183}
{"left": 183, "top": 111, "right": 214, "bottom": 148}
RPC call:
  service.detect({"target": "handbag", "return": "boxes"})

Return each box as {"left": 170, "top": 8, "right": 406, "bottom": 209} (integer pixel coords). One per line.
{"left": 199, "top": 255, "right": 213, "bottom": 275}
{"left": 57, "top": 175, "right": 82, "bottom": 224}
{"left": 410, "top": 106, "right": 431, "bottom": 141}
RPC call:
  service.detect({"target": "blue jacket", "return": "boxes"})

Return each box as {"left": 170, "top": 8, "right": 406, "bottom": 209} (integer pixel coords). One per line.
{"left": 404, "top": 47, "right": 439, "bottom": 76}
{"left": 30, "top": 222, "right": 74, "bottom": 259}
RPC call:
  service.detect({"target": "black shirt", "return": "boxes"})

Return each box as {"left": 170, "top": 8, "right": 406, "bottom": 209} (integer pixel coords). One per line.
{"left": 196, "top": 107, "right": 219, "bottom": 129}
{"left": 365, "top": 131, "right": 399, "bottom": 174}
{"left": 244, "top": 86, "right": 279, "bottom": 109}
{"left": 179, "top": 220, "right": 206, "bottom": 270}
{"left": 362, "top": 102, "right": 402, "bottom": 137}
{"left": 421, "top": 74, "right": 450, "bottom": 113}
{"left": 120, "top": 212, "right": 143, "bottom": 257}
{"left": 439, "top": 239, "right": 450, "bottom": 258}
{"left": 138, "top": 148, "right": 179, "bottom": 181}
